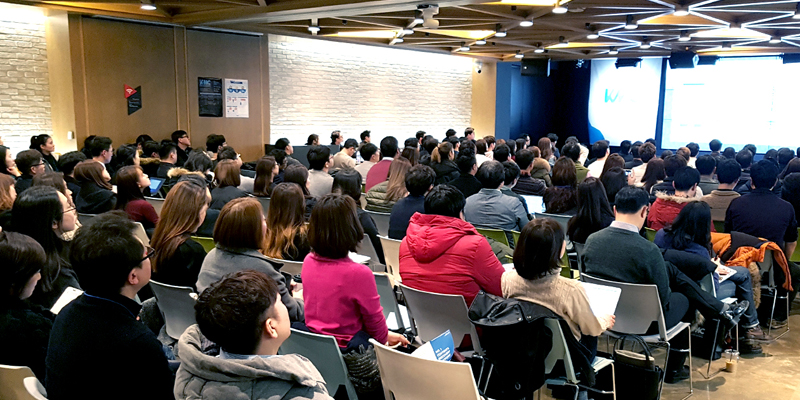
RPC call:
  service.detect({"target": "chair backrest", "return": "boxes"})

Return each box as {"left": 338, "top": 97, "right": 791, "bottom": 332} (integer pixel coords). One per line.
{"left": 256, "top": 197, "right": 270, "bottom": 214}
{"left": 191, "top": 236, "right": 215, "bottom": 253}
{"left": 148, "top": 279, "right": 197, "bottom": 340}
{"left": 793, "top": 229, "right": 800, "bottom": 263}
{"left": 77, "top": 213, "right": 96, "bottom": 225}
{"left": 378, "top": 235, "right": 402, "bottom": 283}
{"left": 279, "top": 329, "right": 358, "bottom": 400}
{"left": 365, "top": 210, "right": 390, "bottom": 237}
{"left": 759, "top": 249, "right": 776, "bottom": 287}
{"left": 713, "top": 220, "right": 725, "bottom": 233}
{"left": 581, "top": 274, "right": 667, "bottom": 339}
{"left": 0, "top": 364, "right": 40, "bottom": 400}
{"left": 644, "top": 227, "right": 657, "bottom": 242}
{"left": 359, "top": 235, "right": 380, "bottom": 271}
{"left": 535, "top": 213, "right": 571, "bottom": 234}
{"left": 398, "top": 284, "right": 482, "bottom": 355}
{"left": 374, "top": 273, "right": 405, "bottom": 331}
{"left": 573, "top": 241, "right": 586, "bottom": 273}
{"left": 145, "top": 197, "right": 165, "bottom": 215}
{"left": 264, "top": 256, "right": 303, "bottom": 276}
{"left": 23, "top": 377, "right": 46, "bottom": 400}
{"left": 543, "top": 319, "right": 578, "bottom": 384}
{"left": 133, "top": 222, "right": 149, "bottom": 247}
{"left": 475, "top": 227, "right": 510, "bottom": 247}
{"left": 370, "top": 339, "right": 482, "bottom": 400}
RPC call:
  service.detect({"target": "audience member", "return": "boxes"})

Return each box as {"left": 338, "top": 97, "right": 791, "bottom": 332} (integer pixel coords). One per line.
{"left": 218, "top": 146, "right": 256, "bottom": 193}
{"left": 493, "top": 144, "right": 511, "bottom": 163}
{"left": 113, "top": 144, "right": 140, "bottom": 174}
{"left": 274, "top": 138, "right": 301, "bottom": 167}
{"left": 544, "top": 157, "right": 578, "bottom": 215}
{"left": 150, "top": 181, "right": 209, "bottom": 290}
{"left": 429, "top": 142, "right": 460, "bottom": 185}
{"left": 709, "top": 139, "right": 723, "bottom": 158}
{"left": 114, "top": 165, "right": 159, "bottom": 230}
{"left": 734, "top": 149, "right": 754, "bottom": 194}
{"left": 599, "top": 167, "right": 628, "bottom": 206}
{"left": 401, "top": 145, "right": 420, "bottom": 166}
{"left": 685, "top": 142, "right": 700, "bottom": 168}
{"left": 647, "top": 167, "right": 701, "bottom": 230}
{"left": 331, "top": 138, "right": 357, "bottom": 171}
{"left": 183, "top": 151, "right": 214, "bottom": 183}
{"left": 306, "top": 134, "right": 319, "bottom": 146}
{"left": 305, "top": 145, "right": 334, "bottom": 198}
{"left": 587, "top": 140, "right": 610, "bottom": 178}
{"left": 366, "top": 137, "right": 399, "bottom": 191}
{"left": 177, "top": 270, "right": 330, "bottom": 400}
{"left": 140, "top": 141, "right": 161, "bottom": 177}
{"left": 722, "top": 147, "right": 736, "bottom": 159}
{"left": 0, "top": 145, "right": 20, "bottom": 176}
{"left": 263, "top": 183, "right": 311, "bottom": 262}
{"left": 696, "top": 155, "right": 719, "bottom": 194}
{"left": 283, "top": 164, "right": 317, "bottom": 220}
{"left": 0, "top": 174, "right": 14, "bottom": 227}
{"left": 567, "top": 178, "right": 614, "bottom": 244}
{"left": 513, "top": 148, "right": 547, "bottom": 195}
{"left": 515, "top": 138, "right": 528, "bottom": 153}
{"left": 254, "top": 156, "right": 278, "bottom": 197}
{"left": 562, "top": 142, "right": 589, "bottom": 184}
{"left": 355, "top": 143, "right": 380, "bottom": 183}
{"left": 624, "top": 142, "right": 643, "bottom": 169}
{"left": 172, "top": 130, "right": 192, "bottom": 167}
{"left": 330, "top": 130, "right": 342, "bottom": 147}
{"left": 204, "top": 134, "right": 226, "bottom": 161}
{"left": 333, "top": 169, "right": 385, "bottom": 264}
{"left": 465, "top": 161, "right": 529, "bottom": 232}
{"left": 88, "top": 136, "right": 114, "bottom": 175}
{"left": 30, "top": 134, "right": 57, "bottom": 172}
{"left": 400, "top": 185, "right": 505, "bottom": 305}
{"left": 651, "top": 155, "right": 688, "bottom": 195}
{"left": 46, "top": 212, "right": 173, "bottom": 399}
{"left": 359, "top": 130, "right": 372, "bottom": 150}
{"left": 157, "top": 142, "right": 178, "bottom": 179}
{"left": 57, "top": 151, "right": 86, "bottom": 197}
{"left": 661, "top": 149, "right": 674, "bottom": 159}
{"left": 465, "top": 127, "right": 476, "bottom": 141}
{"left": 633, "top": 142, "right": 657, "bottom": 183}
{"left": 599, "top": 154, "right": 625, "bottom": 179}
{"left": 73, "top": 160, "right": 116, "bottom": 214}
{"left": 538, "top": 137, "right": 556, "bottom": 166}
{"left": 500, "top": 161, "right": 530, "bottom": 216}
{"left": 0, "top": 231, "right": 52, "bottom": 379}
{"left": 14, "top": 149, "right": 45, "bottom": 193}
{"left": 781, "top": 173, "right": 800, "bottom": 220}
{"left": 618, "top": 140, "right": 632, "bottom": 163}
{"left": 448, "top": 149, "right": 482, "bottom": 198}
{"left": 475, "top": 139, "right": 491, "bottom": 166}
{"left": 389, "top": 164, "right": 435, "bottom": 240}
{"left": 701, "top": 158, "right": 741, "bottom": 221}
{"left": 210, "top": 159, "right": 249, "bottom": 210}
{"left": 366, "top": 157, "right": 411, "bottom": 213}
{"left": 676, "top": 146, "right": 691, "bottom": 165}
{"left": 641, "top": 158, "right": 666, "bottom": 193}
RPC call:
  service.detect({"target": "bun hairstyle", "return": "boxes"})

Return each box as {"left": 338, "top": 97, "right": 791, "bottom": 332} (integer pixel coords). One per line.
{"left": 30, "top": 134, "right": 51, "bottom": 152}
{"left": 431, "top": 142, "right": 454, "bottom": 164}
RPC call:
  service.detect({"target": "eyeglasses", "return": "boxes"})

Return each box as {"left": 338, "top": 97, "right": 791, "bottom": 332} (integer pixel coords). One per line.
{"left": 138, "top": 246, "right": 156, "bottom": 265}
{"left": 63, "top": 206, "right": 76, "bottom": 214}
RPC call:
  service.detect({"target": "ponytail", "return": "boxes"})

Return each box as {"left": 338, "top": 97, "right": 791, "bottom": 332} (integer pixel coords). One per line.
{"left": 432, "top": 142, "right": 453, "bottom": 164}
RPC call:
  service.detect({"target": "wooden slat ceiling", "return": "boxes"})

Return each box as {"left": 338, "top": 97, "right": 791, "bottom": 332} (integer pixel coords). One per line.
{"left": 20, "top": 0, "right": 800, "bottom": 60}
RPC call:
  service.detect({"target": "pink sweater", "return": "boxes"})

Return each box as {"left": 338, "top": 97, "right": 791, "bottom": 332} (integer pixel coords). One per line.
{"left": 302, "top": 252, "right": 388, "bottom": 347}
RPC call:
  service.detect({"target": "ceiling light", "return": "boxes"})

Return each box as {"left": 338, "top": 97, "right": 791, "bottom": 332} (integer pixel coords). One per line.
{"left": 769, "top": 36, "right": 781, "bottom": 44}
{"left": 721, "top": 42, "right": 731, "bottom": 49}
{"left": 640, "top": 40, "right": 651, "bottom": 49}
{"left": 534, "top": 47, "right": 545, "bottom": 53}
{"left": 608, "top": 48, "right": 619, "bottom": 55}
{"left": 326, "top": 30, "right": 398, "bottom": 38}
{"left": 401, "top": 28, "right": 414, "bottom": 35}
{"left": 140, "top": 0, "right": 157, "bottom": 10}
{"left": 394, "top": 37, "right": 404, "bottom": 43}
{"left": 495, "top": 30, "right": 507, "bottom": 38}
{"left": 795, "top": 3, "right": 800, "bottom": 19}
{"left": 625, "top": 15, "right": 638, "bottom": 30}
{"left": 673, "top": 7, "right": 689, "bottom": 17}
{"left": 587, "top": 32, "right": 599, "bottom": 39}
{"left": 520, "top": 19, "right": 534, "bottom": 27}
{"left": 413, "top": 10, "right": 424, "bottom": 25}
{"left": 679, "top": 31, "right": 690, "bottom": 42}
{"left": 553, "top": 1, "right": 568, "bottom": 14}
{"left": 476, "top": 39, "right": 487, "bottom": 45}
{"left": 308, "top": 25, "right": 321, "bottom": 33}
{"left": 514, "top": 51, "right": 524, "bottom": 58}
{"left": 458, "top": 42, "right": 470, "bottom": 51}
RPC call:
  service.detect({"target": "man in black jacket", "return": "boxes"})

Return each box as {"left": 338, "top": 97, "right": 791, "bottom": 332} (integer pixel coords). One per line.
{"left": 46, "top": 213, "right": 173, "bottom": 400}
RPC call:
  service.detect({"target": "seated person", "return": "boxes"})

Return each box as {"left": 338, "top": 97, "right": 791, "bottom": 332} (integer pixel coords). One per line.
{"left": 263, "top": 183, "right": 311, "bottom": 262}
{"left": 500, "top": 161, "right": 530, "bottom": 216}
{"left": 306, "top": 145, "right": 334, "bottom": 199}
{"left": 562, "top": 142, "right": 589, "bottom": 184}
{"left": 400, "top": 185, "right": 505, "bottom": 306}
{"left": 333, "top": 170, "right": 385, "bottom": 264}
{"left": 583, "top": 186, "right": 747, "bottom": 383}
{"left": 655, "top": 202, "right": 768, "bottom": 353}
{"left": 566, "top": 177, "right": 615, "bottom": 244}
{"left": 365, "top": 157, "right": 411, "bottom": 213}
{"left": 331, "top": 138, "right": 357, "bottom": 171}
{"left": 217, "top": 146, "right": 256, "bottom": 193}
{"left": 389, "top": 164, "right": 435, "bottom": 240}
{"left": 355, "top": 143, "right": 380, "bottom": 183}
{"left": 57, "top": 151, "right": 87, "bottom": 198}
{"left": 46, "top": 213, "right": 173, "bottom": 399}
{"left": 15, "top": 149, "right": 46, "bottom": 193}
{"left": 0, "top": 231, "right": 54, "bottom": 380}
{"left": 114, "top": 166, "right": 159, "bottom": 231}
{"left": 696, "top": 155, "right": 719, "bottom": 194}
{"left": 302, "top": 194, "right": 409, "bottom": 348}
{"left": 209, "top": 160, "right": 250, "bottom": 210}
{"left": 464, "top": 161, "right": 529, "bottom": 232}
{"left": 543, "top": 157, "right": 578, "bottom": 215}
{"left": 429, "top": 142, "right": 460, "bottom": 185}
{"left": 196, "top": 198, "right": 303, "bottom": 321}
{"left": 701, "top": 159, "right": 741, "bottom": 222}
{"left": 513, "top": 148, "right": 547, "bottom": 195}
{"left": 651, "top": 155, "right": 687, "bottom": 195}
{"left": 647, "top": 167, "right": 701, "bottom": 231}
{"left": 73, "top": 160, "right": 116, "bottom": 214}
{"left": 31, "top": 172, "right": 81, "bottom": 241}
{"left": 253, "top": 156, "right": 278, "bottom": 198}
{"left": 139, "top": 141, "right": 161, "bottom": 178}
{"left": 176, "top": 270, "right": 330, "bottom": 399}
{"left": 156, "top": 142, "right": 178, "bottom": 179}
{"left": 448, "top": 149, "right": 482, "bottom": 198}
{"left": 283, "top": 165, "right": 317, "bottom": 221}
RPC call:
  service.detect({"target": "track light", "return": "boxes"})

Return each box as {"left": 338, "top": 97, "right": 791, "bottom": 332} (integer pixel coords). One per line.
{"left": 413, "top": 10, "right": 424, "bottom": 25}
{"left": 625, "top": 15, "right": 638, "bottom": 30}
{"left": 673, "top": 6, "right": 689, "bottom": 17}
{"left": 608, "top": 48, "right": 619, "bottom": 55}
{"left": 307, "top": 20, "right": 320, "bottom": 33}
{"left": 534, "top": 47, "right": 545, "bottom": 53}
{"left": 458, "top": 42, "right": 470, "bottom": 51}
{"left": 394, "top": 37, "right": 404, "bottom": 43}
{"left": 679, "top": 31, "right": 690, "bottom": 42}
{"left": 476, "top": 39, "right": 487, "bottom": 45}
{"left": 495, "top": 30, "right": 507, "bottom": 38}
{"left": 640, "top": 40, "right": 651, "bottom": 49}
{"left": 769, "top": 36, "right": 781, "bottom": 44}
{"left": 586, "top": 24, "right": 598, "bottom": 39}
{"left": 140, "top": 0, "right": 157, "bottom": 10}
{"left": 401, "top": 28, "right": 414, "bottom": 35}
{"left": 722, "top": 42, "right": 732, "bottom": 49}
{"left": 520, "top": 19, "right": 534, "bottom": 27}
{"left": 514, "top": 51, "right": 524, "bottom": 59}
{"left": 553, "top": 1, "right": 567, "bottom": 14}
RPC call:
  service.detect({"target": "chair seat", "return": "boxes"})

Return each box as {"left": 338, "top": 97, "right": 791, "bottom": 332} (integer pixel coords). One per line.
{"left": 591, "top": 356, "right": 613, "bottom": 373}
{"left": 606, "top": 321, "right": 690, "bottom": 343}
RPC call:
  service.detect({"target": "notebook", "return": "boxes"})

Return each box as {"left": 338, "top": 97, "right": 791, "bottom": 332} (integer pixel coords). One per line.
{"left": 521, "top": 195, "right": 546, "bottom": 214}
{"left": 581, "top": 282, "right": 622, "bottom": 317}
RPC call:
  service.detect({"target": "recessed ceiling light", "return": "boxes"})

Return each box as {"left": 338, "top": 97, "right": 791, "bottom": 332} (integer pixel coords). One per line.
{"left": 458, "top": 42, "right": 470, "bottom": 51}
{"left": 534, "top": 48, "right": 545, "bottom": 53}
{"left": 402, "top": 28, "right": 414, "bottom": 35}
{"left": 679, "top": 31, "right": 690, "bottom": 42}
{"left": 673, "top": 7, "right": 689, "bottom": 17}
{"left": 640, "top": 40, "right": 651, "bottom": 49}
{"left": 413, "top": 10, "right": 424, "bottom": 25}
{"left": 476, "top": 39, "right": 487, "bottom": 45}
{"left": 495, "top": 30, "right": 507, "bottom": 38}
{"left": 514, "top": 51, "right": 524, "bottom": 58}
{"left": 308, "top": 25, "right": 321, "bottom": 33}
{"left": 553, "top": 1, "right": 567, "bottom": 14}
{"left": 608, "top": 48, "right": 619, "bottom": 55}
{"left": 394, "top": 37, "right": 404, "bottom": 43}
{"left": 140, "top": 1, "right": 156, "bottom": 10}
{"left": 520, "top": 20, "right": 534, "bottom": 27}
{"left": 769, "top": 36, "right": 781, "bottom": 44}
{"left": 587, "top": 32, "right": 599, "bottom": 40}
{"left": 625, "top": 15, "right": 638, "bottom": 30}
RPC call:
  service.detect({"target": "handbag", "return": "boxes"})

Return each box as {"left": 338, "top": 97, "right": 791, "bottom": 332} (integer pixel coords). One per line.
{"left": 613, "top": 335, "right": 664, "bottom": 400}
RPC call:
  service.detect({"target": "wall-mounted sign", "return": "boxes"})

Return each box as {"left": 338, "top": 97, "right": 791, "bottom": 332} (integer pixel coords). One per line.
{"left": 125, "top": 84, "right": 141, "bottom": 115}
{"left": 198, "top": 77, "right": 223, "bottom": 117}
{"left": 225, "top": 79, "right": 249, "bottom": 118}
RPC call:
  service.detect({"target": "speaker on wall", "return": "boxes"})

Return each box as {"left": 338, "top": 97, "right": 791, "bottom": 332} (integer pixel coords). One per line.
{"left": 669, "top": 51, "right": 699, "bottom": 69}
{"left": 521, "top": 59, "right": 550, "bottom": 77}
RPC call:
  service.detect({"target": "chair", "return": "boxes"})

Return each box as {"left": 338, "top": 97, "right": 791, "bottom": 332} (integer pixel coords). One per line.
{"left": 543, "top": 319, "right": 615, "bottom": 400}
{"left": 398, "top": 284, "right": 483, "bottom": 355}
{"left": 535, "top": 212, "right": 571, "bottom": 234}
{"left": 792, "top": 228, "right": 800, "bottom": 263}
{"left": 366, "top": 210, "right": 390, "bottom": 237}
{"left": 77, "top": 213, "right": 96, "bottom": 225}
{"left": 759, "top": 249, "right": 790, "bottom": 340}
{"left": 191, "top": 236, "right": 215, "bottom": 253}
{"left": 279, "top": 329, "right": 358, "bottom": 400}
{"left": 359, "top": 235, "right": 381, "bottom": 272}
{"left": 573, "top": 242, "right": 586, "bottom": 273}
{"left": 0, "top": 364, "right": 46, "bottom": 400}
{"left": 264, "top": 255, "right": 303, "bottom": 276}
{"left": 581, "top": 274, "right": 693, "bottom": 400}
{"left": 256, "top": 197, "right": 270, "bottom": 214}
{"left": 713, "top": 220, "right": 725, "bottom": 233}
{"left": 133, "top": 222, "right": 149, "bottom": 247}
{"left": 698, "top": 273, "right": 738, "bottom": 379}
{"left": 148, "top": 280, "right": 198, "bottom": 340}
{"left": 378, "top": 236, "right": 402, "bottom": 283}
{"left": 644, "top": 227, "right": 657, "bottom": 242}
{"left": 374, "top": 273, "right": 406, "bottom": 331}
{"left": 145, "top": 197, "right": 165, "bottom": 215}
{"left": 370, "top": 339, "right": 482, "bottom": 400}
{"left": 475, "top": 227, "right": 510, "bottom": 248}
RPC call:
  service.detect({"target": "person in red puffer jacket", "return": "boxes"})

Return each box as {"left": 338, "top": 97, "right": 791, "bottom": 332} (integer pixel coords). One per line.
{"left": 399, "top": 185, "right": 505, "bottom": 306}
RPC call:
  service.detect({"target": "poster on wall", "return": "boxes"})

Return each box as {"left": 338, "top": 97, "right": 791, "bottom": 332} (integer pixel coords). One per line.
{"left": 125, "top": 84, "right": 141, "bottom": 115}
{"left": 225, "top": 79, "right": 249, "bottom": 118}
{"left": 198, "top": 77, "right": 223, "bottom": 117}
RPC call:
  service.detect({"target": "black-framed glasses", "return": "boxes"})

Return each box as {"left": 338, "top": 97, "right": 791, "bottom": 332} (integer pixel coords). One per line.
{"left": 62, "top": 206, "right": 76, "bottom": 214}
{"left": 139, "top": 246, "right": 156, "bottom": 264}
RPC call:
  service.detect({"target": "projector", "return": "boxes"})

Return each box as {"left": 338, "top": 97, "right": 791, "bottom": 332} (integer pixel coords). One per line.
{"left": 669, "top": 51, "right": 699, "bottom": 69}
{"left": 615, "top": 58, "right": 642, "bottom": 68}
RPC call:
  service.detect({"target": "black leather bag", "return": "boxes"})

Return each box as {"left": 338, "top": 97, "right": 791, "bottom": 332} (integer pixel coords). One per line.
{"left": 613, "top": 335, "right": 664, "bottom": 400}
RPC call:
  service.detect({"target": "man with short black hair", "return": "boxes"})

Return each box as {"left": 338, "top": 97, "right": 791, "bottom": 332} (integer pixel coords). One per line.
{"left": 463, "top": 161, "right": 530, "bottom": 232}
{"left": 331, "top": 138, "right": 357, "bottom": 171}
{"left": 445, "top": 136, "right": 460, "bottom": 157}
{"left": 13, "top": 149, "right": 45, "bottom": 193}
{"left": 365, "top": 136, "right": 399, "bottom": 191}
{"left": 464, "top": 127, "right": 475, "bottom": 141}
{"left": 274, "top": 138, "right": 300, "bottom": 167}
{"left": 448, "top": 149, "right": 482, "bottom": 198}
{"left": 140, "top": 141, "right": 161, "bottom": 178}
{"left": 493, "top": 144, "right": 510, "bottom": 163}
{"left": 355, "top": 143, "right": 380, "bottom": 183}
{"left": 46, "top": 212, "right": 173, "bottom": 399}
{"left": 686, "top": 142, "right": 700, "bottom": 168}
{"left": 701, "top": 159, "right": 741, "bottom": 222}
{"left": 618, "top": 140, "right": 633, "bottom": 162}
{"left": 90, "top": 136, "right": 114, "bottom": 174}
{"left": 205, "top": 134, "right": 227, "bottom": 161}
{"left": 547, "top": 133, "right": 560, "bottom": 158}
{"left": 419, "top": 136, "right": 438, "bottom": 165}
{"left": 648, "top": 166, "right": 701, "bottom": 230}
{"left": 156, "top": 142, "right": 178, "bottom": 179}
{"left": 475, "top": 139, "right": 491, "bottom": 166}
{"left": 584, "top": 186, "right": 747, "bottom": 384}
{"left": 587, "top": 140, "right": 610, "bottom": 178}
{"left": 709, "top": 139, "right": 723, "bottom": 158}
{"left": 734, "top": 149, "right": 754, "bottom": 194}
{"left": 696, "top": 155, "right": 719, "bottom": 194}
{"left": 175, "top": 270, "right": 331, "bottom": 400}
{"left": 500, "top": 161, "right": 529, "bottom": 217}
{"left": 512, "top": 148, "right": 546, "bottom": 195}
{"left": 625, "top": 142, "right": 643, "bottom": 169}
{"left": 777, "top": 147, "right": 794, "bottom": 173}
{"left": 172, "top": 130, "right": 192, "bottom": 167}
{"left": 650, "top": 155, "right": 689, "bottom": 195}
{"left": 359, "top": 130, "right": 371, "bottom": 148}
{"left": 484, "top": 136, "right": 496, "bottom": 159}
{"left": 57, "top": 151, "right": 87, "bottom": 196}
{"left": 633, "top": 142, "right": 657, "bottom": 183}
{"left": 330, "top": 130, "right": 342, "bottom": 147}
{"left": 306, "top": 145, "right": 334, "bottom": 198}
{"left": 562, "top": 142, "right": 589, "bottom": 184}
{"left": 389, "top": 164, "right": 435, "bottom": 240}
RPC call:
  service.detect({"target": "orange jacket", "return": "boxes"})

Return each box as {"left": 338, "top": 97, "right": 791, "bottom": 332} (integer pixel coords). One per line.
{"left": 711, "top": 232, "right": 792, "bottom": 291}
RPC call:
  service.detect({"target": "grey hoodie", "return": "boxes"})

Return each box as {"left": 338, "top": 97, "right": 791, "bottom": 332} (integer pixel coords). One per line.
{"left": 174, "top": 325, "right": 332, "bottom": 400}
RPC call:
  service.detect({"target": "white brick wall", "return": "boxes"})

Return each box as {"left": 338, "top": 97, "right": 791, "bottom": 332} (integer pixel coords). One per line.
{"left": 269, "top": 34, "right": 472, "bottom": 146}
{"left": 0, "top": 5, "right": 51, "bottom": 156}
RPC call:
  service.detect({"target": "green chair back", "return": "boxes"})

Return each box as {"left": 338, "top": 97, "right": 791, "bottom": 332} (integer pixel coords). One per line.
{"left": 713, "top": 220, "right": 725, "bottom": 233}
{"left": 192, "top": 236, "right": 215, "bottom": 253}
{"left": 644, "top": 227, "right": 657, "bottom": 242}
{"left": 793, "top": 228, "right": 800, "bottom": 263}
{"left": 476, "top": 227, "right": 510, "bottom": 248}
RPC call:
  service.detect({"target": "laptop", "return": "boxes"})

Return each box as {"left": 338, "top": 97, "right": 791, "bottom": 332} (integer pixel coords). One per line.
{"left": 521, "top": 195, "right": 546, "bottom": 214}
{"left": 149, "top": 177, "right": 165, "bottom": 194}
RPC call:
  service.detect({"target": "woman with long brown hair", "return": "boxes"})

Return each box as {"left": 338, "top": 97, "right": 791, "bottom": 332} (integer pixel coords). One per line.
{"left": 150, "top": 181, "right": 210, "bottom": 290}
{"left": 283, "top": 164, "right": 316, "bottom": 220}
{"left": 209, "top": 159, "right": 249, "bottom": 210}
{"left": 262, "top": 183, "right": 310, "bottom": 262}
{"left": 253, "top": 156, "right": 278, "bottom": 197}
{"left": 365, "top": 157, "right": 411, "bottom": 213}
{"left": 429, "top": 142, "right": 459, "bottom": 185}
{"left": 641, "top": 158, "right": 666, "bottom": 194}
{"left": 115, "top": 165, "right": 159, "bottom": 230}
{"left": 543, "top": 157, "right": 578, "bottom": 214}
{"left": 537, "top": 137, "right": 556, "bottom": 166}
{"left": 0, "top": 173, "right": 16, "bottom": 229}
{"left": 73, "top": 160, "right": 116, "bottom": 214}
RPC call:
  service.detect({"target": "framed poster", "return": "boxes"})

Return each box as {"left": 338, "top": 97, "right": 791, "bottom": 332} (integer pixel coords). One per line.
{"left": 225, "top": 79, "right": 249, "bottom": 118}
{"left": 198, "top": 77, "right": 223, "bottom": 117}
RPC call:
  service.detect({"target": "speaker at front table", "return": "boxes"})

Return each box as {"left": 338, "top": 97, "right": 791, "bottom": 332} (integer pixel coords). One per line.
{"left": 521, "top": 59, "right": 551, "bottom": 77}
